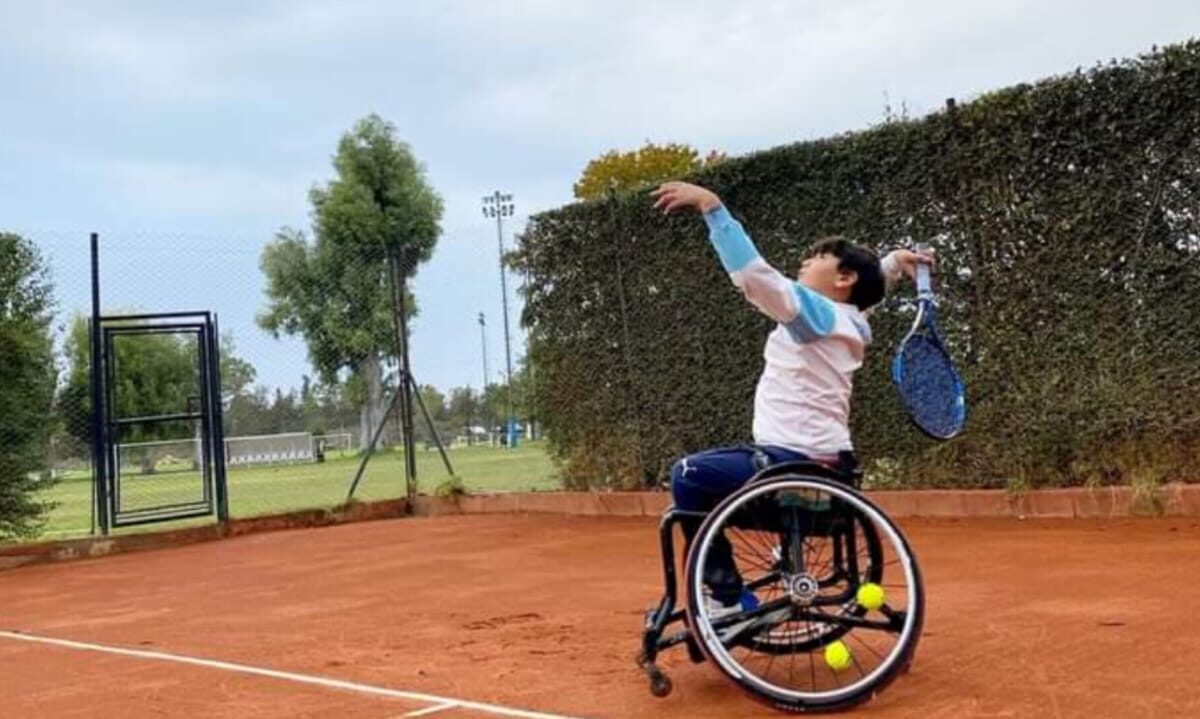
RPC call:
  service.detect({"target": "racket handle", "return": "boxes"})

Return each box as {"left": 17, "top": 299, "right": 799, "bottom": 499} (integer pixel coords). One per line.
{"left": 915, "top": 242, "right": 933, "bottom": 299}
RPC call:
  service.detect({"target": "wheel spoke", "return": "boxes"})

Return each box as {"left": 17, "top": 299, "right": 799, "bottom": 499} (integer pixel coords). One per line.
{"left": 729, "top": 527, "right": 775, "bottom": 569}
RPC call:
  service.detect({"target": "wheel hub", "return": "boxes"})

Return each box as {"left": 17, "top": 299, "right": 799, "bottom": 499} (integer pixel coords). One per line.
{"left": 786, "top": 573, "right": 820, "bottom": 604}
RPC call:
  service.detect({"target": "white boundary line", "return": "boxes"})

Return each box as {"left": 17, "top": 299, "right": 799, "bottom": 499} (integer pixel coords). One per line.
{"left": 404, "top": 702, "right": 459, "bottom": 717}
{"left": 0, "top": 630, "right": 583, "bottom": 719}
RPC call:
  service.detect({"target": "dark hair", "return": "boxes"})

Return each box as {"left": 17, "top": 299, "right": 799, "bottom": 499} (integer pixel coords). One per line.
{"left": 809, "top": 236, "right": 885, "bottom": 311}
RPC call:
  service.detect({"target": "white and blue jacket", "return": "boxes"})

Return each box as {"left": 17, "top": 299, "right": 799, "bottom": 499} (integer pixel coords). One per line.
{"left": 704, "top": 205, "right": 901, "bottom": 455}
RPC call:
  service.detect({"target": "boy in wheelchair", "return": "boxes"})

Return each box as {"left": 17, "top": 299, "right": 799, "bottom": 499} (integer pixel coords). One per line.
{"left": 651, "top": 181, "right": 930, "bottom": 621}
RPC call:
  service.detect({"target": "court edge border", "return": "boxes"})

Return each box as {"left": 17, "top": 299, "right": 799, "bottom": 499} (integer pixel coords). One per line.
{"left": 3, "top": 484, "right": 1198, "bottom": 572}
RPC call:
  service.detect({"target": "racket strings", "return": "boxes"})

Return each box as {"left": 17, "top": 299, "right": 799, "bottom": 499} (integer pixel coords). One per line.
{"left": 898, "top": 337, "right": 964, "bottom": 438}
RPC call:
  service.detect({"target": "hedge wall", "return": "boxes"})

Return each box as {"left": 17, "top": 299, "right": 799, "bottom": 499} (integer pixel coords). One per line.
{"left": 515, "top": 41, "right": 1200, "bottom": 491}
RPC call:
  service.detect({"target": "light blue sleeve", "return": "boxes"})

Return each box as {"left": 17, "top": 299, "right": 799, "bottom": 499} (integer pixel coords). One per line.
{"left": 783, "top": 283, "right": 837, "bottom": 343}
{"left": 702, "top": 205, "right": 760, "bottom": 272}
{"left": 702, "top": 204, "right": 836, "bottom": 343}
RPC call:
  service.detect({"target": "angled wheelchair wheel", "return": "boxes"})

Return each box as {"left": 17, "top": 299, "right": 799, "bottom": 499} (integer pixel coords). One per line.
{"left": 684, "top": 474, "right": 923, "bottom": 713}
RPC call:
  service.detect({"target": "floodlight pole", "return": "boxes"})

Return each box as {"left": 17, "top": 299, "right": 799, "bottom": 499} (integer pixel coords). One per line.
{"left": 482, "top": 190, "right": 516, "bottom": 448}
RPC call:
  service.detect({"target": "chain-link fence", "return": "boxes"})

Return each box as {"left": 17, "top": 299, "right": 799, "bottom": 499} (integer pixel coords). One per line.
{"left": 516, "top": 41, "right": 1200, "bottom": 494}
{"left": 1, "top": 223, "right": 553, "bottom": 542}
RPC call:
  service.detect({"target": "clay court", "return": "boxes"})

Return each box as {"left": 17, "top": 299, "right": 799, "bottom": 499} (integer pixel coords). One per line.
{"left": 3, "top": 512, "right": 1199, "bottom": 718}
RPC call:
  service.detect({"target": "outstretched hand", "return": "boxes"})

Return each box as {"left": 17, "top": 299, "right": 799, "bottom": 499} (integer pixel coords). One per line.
{"left": 892, "top": 248, "right": 936, "bottom": 281}
{"left": 651, "top": 181, "right": 722, "bottom": 214}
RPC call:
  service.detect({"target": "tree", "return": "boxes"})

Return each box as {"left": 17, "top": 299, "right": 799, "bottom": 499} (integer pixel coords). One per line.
{"left": 220, "top": 337, "right": 256, "bottom": 402}
{"left": 480, "top": 382, "right": 508, "bottom": 431}
{"left": 266, "top": 388, "right": 303, "bottom": 434}
{"left": 303, "top": 378, "right": 359, "bottom": 439}
{"left": 573, "top": 142, "right": 725, "bottom": 200}
{"left": 0, "top": 233, "right": 57, "bottom": 539}
{"left": 446, "top": 386, "right": 482, "bottom": 442}
{"left": 225, "top": 386, "right": 273, "bottom": 437}
{"left": 259, "top": 114, "right": 444, "bottom": 450}
{"left": 412, "top": 384, "right": 449, "bottom": 444}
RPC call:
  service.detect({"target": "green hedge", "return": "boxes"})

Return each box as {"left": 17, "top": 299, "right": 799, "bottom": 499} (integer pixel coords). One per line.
{"left": 516, "top": 40, "right": 1200, "bottom": 491}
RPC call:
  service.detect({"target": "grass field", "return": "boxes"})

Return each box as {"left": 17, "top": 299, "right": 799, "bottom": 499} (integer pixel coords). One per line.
{"left": 35, "top": 441, "right": 559, "bottom": 539}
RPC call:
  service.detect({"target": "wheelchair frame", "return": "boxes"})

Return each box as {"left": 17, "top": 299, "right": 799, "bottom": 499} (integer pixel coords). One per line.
{"left": 637, "top": 459, "right": 913, "bottom": 703}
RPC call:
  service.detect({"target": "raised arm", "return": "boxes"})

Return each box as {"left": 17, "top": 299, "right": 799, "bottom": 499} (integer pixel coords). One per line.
{"left": 703, "top": 204, "right": 837, "bottom": 340}
{"left": 652, "top": 182, "right": 835, "bottom": 342}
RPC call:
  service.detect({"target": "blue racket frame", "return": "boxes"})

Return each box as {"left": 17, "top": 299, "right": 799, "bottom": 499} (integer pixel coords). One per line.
{"left": 891, "top": 249, "right": 966, "bottom": 440}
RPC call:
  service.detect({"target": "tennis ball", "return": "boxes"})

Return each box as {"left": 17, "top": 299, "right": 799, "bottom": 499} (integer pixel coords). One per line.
{"left": 824, "top": 640, "right": 853, "bottom": 671}
{"left": 856, "top": 582, "right": 886, "bottom": 611}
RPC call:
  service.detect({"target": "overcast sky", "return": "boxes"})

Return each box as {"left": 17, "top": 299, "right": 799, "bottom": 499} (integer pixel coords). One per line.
{"left": 2, "top": 1, "right": 1197, "bottom": 394}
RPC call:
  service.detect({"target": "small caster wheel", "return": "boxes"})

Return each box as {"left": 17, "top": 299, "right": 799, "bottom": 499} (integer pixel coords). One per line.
{"left": 649, "top": 672, "right": 673, "bottom": 698}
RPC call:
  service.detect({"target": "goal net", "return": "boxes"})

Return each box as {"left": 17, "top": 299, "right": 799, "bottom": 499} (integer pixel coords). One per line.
{"left": 312, "top": 433, "right": 353, "bottom": 454}
{"left": 224, "top": 432, "right": 314, "bottom": 467}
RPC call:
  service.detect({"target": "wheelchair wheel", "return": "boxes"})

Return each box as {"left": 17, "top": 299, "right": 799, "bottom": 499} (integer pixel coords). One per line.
{"left": 684, "top": 474, "right": 923, "bottom": 713}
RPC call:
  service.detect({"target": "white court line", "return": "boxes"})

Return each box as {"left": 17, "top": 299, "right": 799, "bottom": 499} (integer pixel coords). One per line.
{"left": 404, "top": 702, "right": 459, "bottom": 717}
{"left": 0, "top": 630, "right": 582, "bottom": 719}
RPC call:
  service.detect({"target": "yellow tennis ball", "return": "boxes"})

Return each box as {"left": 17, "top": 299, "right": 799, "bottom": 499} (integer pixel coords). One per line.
{"left": 824, "top": 640, "right": 852, "bottom": 671}
{"left": 856, "top": 582, "right": 886, "bottom": 611}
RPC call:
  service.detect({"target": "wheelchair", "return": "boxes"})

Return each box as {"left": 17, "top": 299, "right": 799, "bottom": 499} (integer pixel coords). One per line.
{"left": 638, "top": 459, "right": 924, "bottom": 713}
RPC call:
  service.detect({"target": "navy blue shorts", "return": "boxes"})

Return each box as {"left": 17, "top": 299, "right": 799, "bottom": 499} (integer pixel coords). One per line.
{"left": 669, "top": 444, "right": 811, "bottom": 514}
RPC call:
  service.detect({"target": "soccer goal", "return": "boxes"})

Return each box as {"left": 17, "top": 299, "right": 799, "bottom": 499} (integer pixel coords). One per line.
{"left": 312, "top": 432, "right": 353, "bottom": 454}
{"left": 224, "top": 432, "right": 314, "bottom": 467}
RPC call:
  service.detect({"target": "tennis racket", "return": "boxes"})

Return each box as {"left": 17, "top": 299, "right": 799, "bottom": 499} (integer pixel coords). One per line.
{"left": 891, "top": 245, "right": 966, "bottom": 439}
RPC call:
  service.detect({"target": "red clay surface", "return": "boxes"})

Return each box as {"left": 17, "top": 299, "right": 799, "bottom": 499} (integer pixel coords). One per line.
{"left": 2, "top": 514, "right": 1198, "bottom": 718}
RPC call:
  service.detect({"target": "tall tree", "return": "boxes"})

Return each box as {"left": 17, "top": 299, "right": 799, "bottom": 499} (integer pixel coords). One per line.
{"left": 225, "top": 386, "right": 273, "bottom": 437}
{"left": 412, "top": 384, "right": 448, "bottom": 443}
{"left": 446, "top": 386, "right": 481, "bottom": 432}
{"left": 573, "top": 142, "right": 725, "bottom": 200}
{"left": 0, "top": 233, "right": 57, "bottom": 539}
{"left": 220, "top": 336, "right": 257, "bottom": 403}
{"left": 305, "top": 378, "right": 360, "bottom": 439}
{"left": 259, "top": 114, "right": 444, "bottom": 449}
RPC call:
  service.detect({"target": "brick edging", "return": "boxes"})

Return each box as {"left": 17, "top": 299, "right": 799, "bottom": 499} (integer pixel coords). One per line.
{"left": 3, "top": 485, "right": 1196, "bottom": 574}
{"left": 0, "top": 499, "right": 407, "bottom": 572}
{"left": 412, "top": 484, "right": 1200, "bottom": 520}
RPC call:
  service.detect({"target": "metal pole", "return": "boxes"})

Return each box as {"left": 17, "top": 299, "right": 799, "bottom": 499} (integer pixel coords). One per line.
{"left": 346, "top": 388, "right": 404, "bottom": 501}
{"left": 478, "top": 312, "right": 488, "bottom": 392}
{"left": 496, "top": 199, "right": 515, "bottom": 448}
{"left": 523, "top": 266, "right": 536, "bottom": 441}
{"left": 482, "top": 191, "right": 517, "bottom": 448}
{"left": 209, "top": 313, "right": 229, "bottom": 523}
{"left": 389, "top": 252, "right": 418, "bottom": 504}
{"left": 478, "top": 312, "right": 487, "bottom": 446}
{"left": 88, "top": 232, "right": 109, "bottom": 535}
{"left": 407, "top": 370, "right": 455, "bottom": 477}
